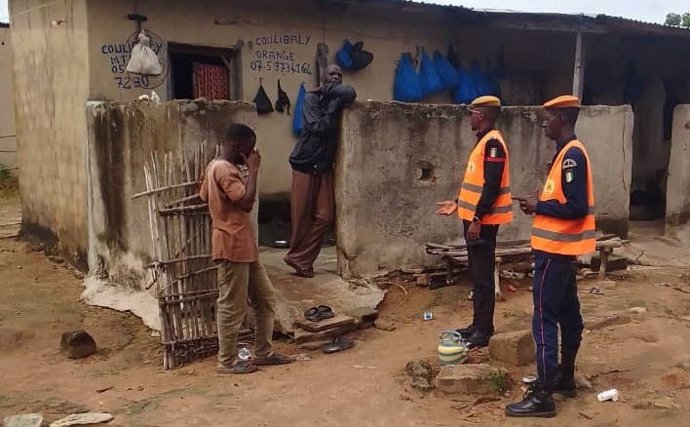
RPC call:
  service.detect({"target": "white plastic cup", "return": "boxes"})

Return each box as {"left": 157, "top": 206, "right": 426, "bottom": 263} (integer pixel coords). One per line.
{"left": 597, "top": 389, "right": 619, "bottom": 402}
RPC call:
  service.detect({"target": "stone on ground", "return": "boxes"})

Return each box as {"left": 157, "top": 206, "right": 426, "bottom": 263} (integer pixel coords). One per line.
{"left": 59, "top": 330, "right": 97, "bottom": 359}
{"left": 49, "top": 413, "right": 113, "bottom": 427}
{"left": 405, "top": 360, "right": 434, "bottom": 391}
{"left": 3, "top": 414, "right": 44, "bottom": 427}
{"left": 585, "top": 312, "right": 634, "bottom": 331}
{"left": 374, "top": 319, "right": 397, "bottom": 331}
{"left": 435, "top": 364, "right": 507, "bottom": 395}
{"left": 488, "top": 329, "right": 535, "bottom": 366}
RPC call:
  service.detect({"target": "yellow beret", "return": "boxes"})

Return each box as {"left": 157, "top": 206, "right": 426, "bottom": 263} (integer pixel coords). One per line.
{"left": 469, "top": 95, "right": 501, "bottom": 108}
{"left": 543, "top": 95, "right": 581, "bottom": 109}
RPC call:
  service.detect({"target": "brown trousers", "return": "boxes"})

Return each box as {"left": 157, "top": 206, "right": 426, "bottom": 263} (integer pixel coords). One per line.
{"left": 216, "top": 260, "right": 276, "bottom": 366}
{"left": 286, "top": 169, "right": 335, "bottom": 271}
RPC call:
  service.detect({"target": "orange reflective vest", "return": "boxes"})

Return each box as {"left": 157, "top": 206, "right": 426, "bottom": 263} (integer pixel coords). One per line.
{"left": 531, "top": 140, "right": 596, "bottom": 255}
{"left": 457, "top": 130, "right": 513, "bottom": 225}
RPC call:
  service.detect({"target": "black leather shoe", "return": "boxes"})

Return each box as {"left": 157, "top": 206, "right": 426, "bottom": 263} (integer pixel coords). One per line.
{"left": 553, "top": 371, "right": 577, "bottom": 398}
{"left": 505, "top": 384, "right": 556, "bottom": 418}
{"left": 455, "top": 324, "right": 475, "bottom": 337}
{"left": 465, "top": 330, "right": 491, "bottom": 349}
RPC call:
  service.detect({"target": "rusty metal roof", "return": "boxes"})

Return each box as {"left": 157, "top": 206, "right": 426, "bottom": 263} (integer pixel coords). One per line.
{"left": 330, "top": 0, "right": 690, "bottom": 37}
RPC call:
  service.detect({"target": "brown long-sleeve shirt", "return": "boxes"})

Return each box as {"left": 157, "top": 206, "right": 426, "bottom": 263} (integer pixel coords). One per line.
{"left": 199, "top": 159, "right": 258, "bottom": 263}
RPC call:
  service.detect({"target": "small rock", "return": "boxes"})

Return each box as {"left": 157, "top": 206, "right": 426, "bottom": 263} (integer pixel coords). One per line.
{"left": 653, "top": 397, "right": 679, "bottom": 410}
{"left": 627, "top": 306, "right": 647, "bottom": 314}
{"left": 677, "top": 359, "right": 690, "bottom": 371}
{"left": 405, "top": 360, "right": 434, "bottom": 391}
{"left": 375, "top": 319, "right": 397, "bottom": 332}
{"left": 60, "top": 330, "right": 97, "bottom": 359}
{"left": 49, "top": 413, "right": 113, "bottom": 427}
{"left": 3, "top": 413, "right": 44, "bottom": 427}
{"left": 585, "top": 312, "right": 634, "bottom": 331}
{"left": 48, "top": 256, "right": 65, "bottom": 264}
{"left": 574, "top": 372, "right": 592, "bottom": 389}
{"left": 488, "top": 329, "right": 535, "bottom": 366}
{"left": 416, "top": 274, "right": 430, "bottom": 287}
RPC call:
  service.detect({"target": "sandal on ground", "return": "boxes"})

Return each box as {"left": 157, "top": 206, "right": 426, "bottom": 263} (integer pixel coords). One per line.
{"left": 305, "top": 305, "right": 334, "bottom": 322}
{"left": 322, "top": 336, "right": 355, "bottom": 354}
{"left": 252, "top": 352, "right": 293, "bottom": 366}
{"left": 283, "top": 257, "right": 315, "bottom": 278}
{"left": 216, "top": 361, "right": 258, "bottom": 375}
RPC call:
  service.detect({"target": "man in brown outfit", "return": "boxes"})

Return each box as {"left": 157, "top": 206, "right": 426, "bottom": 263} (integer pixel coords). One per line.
{"left": 200, "top": 123, "right": 291, "bottom": 374}
{"left": 285, "top": 64, "right": 357, "bottom": 277}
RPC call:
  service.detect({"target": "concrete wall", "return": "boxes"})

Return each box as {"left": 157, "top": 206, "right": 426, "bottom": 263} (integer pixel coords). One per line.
{"left": 666, "top": 105, "right": 690, "bottom": 228}
{"left": 0, "top": 26, "right": 16, "bottom": 174}
{"left": 86, "top": 99, "right": 256, "bottom": 289}
{"left": 336, "top": 101, "right": 633, "bottom": 277}
{"left": 9, "top": 0, "right": 91, "bottom": 266}
{"left": 82, "top": 0, "right": 575, "bottom": 200}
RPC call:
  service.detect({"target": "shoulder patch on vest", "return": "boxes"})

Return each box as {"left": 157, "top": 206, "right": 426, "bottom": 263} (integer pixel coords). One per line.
{"left": 563, "top": 158, "right": 577, "bottom": 169}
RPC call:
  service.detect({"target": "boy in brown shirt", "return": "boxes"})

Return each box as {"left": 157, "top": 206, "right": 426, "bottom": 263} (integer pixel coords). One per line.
{"left": 200, "top": 124, "right": 291, "bottom": 374}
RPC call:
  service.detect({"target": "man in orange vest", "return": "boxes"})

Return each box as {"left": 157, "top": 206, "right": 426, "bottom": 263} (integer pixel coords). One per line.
{"left": 437, "top": 95, "right": 513, "bottom": 349}
{"left": 506, "top": 95, "right": 595, "bottom": 418}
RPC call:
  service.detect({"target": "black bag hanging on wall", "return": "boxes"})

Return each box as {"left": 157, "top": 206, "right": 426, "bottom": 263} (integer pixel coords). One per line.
{"left": 275, "top": 79, "right": 291, "bottom": 114}
{"left": 349, "top": 41, "right": 374, "bottom": 71}
{"left": 253, "top": 78, "right": 274, "bottom": 114}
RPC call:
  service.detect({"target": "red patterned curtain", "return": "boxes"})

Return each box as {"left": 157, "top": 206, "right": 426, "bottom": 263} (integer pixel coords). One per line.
{"left": 193, "top": 63, "right": 229, "bottom": 100}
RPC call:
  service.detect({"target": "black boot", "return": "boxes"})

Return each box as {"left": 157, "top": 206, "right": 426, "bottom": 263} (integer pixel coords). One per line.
{"left": 505, "top": 380, "right": 556, "bottom": 418}
{"left": 554, "top": 350, "right": 577, "bottom": 398}
{"left": 465, "top": 330, "right": 491, "bottom": 349}
{"left": 455, "top": 324, "right": 475, "bottom": 337}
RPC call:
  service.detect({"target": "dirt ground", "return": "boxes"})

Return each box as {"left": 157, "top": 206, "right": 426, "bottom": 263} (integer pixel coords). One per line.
{"left": 2, "top": 194, "right": 690, "bottom": 426}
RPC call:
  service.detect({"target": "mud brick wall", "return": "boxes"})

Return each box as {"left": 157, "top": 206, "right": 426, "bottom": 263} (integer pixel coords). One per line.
{"left": 335, "top": 101, "right": 633, "bottom": 277}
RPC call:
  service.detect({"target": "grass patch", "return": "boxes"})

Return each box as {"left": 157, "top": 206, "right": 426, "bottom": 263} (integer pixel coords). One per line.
{"left": 486, "top": 370, "right": 510, "bottom": 395}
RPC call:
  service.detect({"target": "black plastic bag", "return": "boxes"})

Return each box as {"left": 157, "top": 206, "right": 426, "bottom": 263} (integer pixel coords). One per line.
{"left": 349, "top": 41, "right": 374, "bottom": 71}
{"left": 253, "top": 78, "right": 274, "bottom": 114}
{"left": 275, "top": 79, "right": 291, "bottom": 114}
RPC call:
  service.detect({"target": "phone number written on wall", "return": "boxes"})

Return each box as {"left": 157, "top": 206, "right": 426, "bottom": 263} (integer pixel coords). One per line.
{"left": 250, "top": 33, "right": 313, "bottom": 76}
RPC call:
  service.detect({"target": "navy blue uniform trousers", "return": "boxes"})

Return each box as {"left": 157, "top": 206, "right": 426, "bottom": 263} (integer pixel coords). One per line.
{"left": 463, "top": 220, "right": 499, "bottom": 336}
{"left": 532, "top": 251, "right": 584, "bottom": 390}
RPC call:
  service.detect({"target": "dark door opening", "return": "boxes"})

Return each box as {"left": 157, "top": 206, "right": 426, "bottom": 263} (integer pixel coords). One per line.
{"left": 168, "top": 43, "right": 240, "bottom": 100}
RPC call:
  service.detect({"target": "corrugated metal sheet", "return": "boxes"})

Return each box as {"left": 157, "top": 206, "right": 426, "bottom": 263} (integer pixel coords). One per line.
{"left": 333, "top": 0, "right": 690, "bottom": 36}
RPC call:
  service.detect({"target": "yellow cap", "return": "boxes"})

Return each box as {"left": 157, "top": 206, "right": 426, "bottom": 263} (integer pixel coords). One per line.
{"left": 469, "top": 95, "right": 501, "bottom": 108}
{"left": 543, "top": 95, "right": 581, "bottom": 109}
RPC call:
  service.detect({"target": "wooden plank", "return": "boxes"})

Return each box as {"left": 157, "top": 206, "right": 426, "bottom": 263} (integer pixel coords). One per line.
{"left": 572, "top": 30, "right": 585, "bottom": 99}
{"left": 294, "top": 314, "right": 356, "bottom": 333}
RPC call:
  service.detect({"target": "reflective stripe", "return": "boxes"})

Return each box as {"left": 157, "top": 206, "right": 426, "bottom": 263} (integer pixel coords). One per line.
{"left": 458, "top": 200, "right": 513, "bottom": 214}
{"left": 461, "top": 182, "right": 511, "bottom": 195}
{"left": 532, "top": 228, "right": 596, "bottom": 242}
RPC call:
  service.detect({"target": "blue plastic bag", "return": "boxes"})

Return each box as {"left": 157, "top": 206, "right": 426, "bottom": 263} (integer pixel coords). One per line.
{"left": 433, "top": 50, "right": 459, "bottom": 90}
{"left": 470, "top": 60, "right": 493, "bottom": 97}
{"left": 393, "top": 53, "right": 423, "bottom": 102}
{"left": 418, "top": 48, "right": 443, "bottom": 96}
{"left": 336, "top": 40, "right": 354, "bottom": 71}
{"left": 293, "top": 83, "right": 306, "bottom": 136}
{"left": 453, "top": 66, "right": 477, "bottom": 104}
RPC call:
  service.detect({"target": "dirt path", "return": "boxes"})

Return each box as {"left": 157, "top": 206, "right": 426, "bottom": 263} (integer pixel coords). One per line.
{"left": 2, "top": 196, "right": 690, "bottom": 426}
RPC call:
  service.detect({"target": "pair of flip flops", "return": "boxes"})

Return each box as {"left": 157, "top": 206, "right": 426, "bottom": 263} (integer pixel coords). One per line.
{"left": 304, "top": 305, "right": 335, "bottom": 322}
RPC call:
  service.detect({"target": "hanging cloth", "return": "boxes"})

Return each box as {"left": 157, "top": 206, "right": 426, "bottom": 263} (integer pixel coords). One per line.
{"left": 275, "top": 79, "right": 291, "bottom": 114}
{"left": 253, "top": 78, "right": 274, "bottom": 114}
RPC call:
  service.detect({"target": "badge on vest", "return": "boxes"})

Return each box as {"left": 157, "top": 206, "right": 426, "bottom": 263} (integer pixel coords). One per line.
{"left": 544, "top": 179, "right": 555, "bottom": 195}
{"left": 565, "top": 169, "right": 575, "bottom": 183}
{"left": 489, "top": 147, "right": 498, "bottom": 158}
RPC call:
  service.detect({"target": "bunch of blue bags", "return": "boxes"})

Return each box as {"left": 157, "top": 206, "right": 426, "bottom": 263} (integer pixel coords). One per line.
{"left": 393, "top": 46, "right": 501, "bottom": 104}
